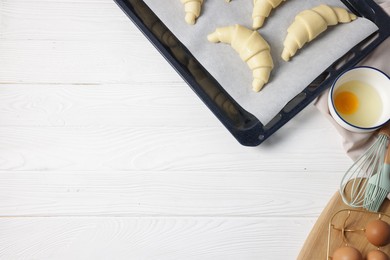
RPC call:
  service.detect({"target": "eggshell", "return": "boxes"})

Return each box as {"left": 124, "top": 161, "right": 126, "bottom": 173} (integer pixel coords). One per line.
{"left": 333, "top": 246, "right": 362, "bottom": 260}
{"left": 367, "top": 250, "right": 389, "bottom": 260}
{"left": 366, "top": 219, "right": 390, "bottom": 247}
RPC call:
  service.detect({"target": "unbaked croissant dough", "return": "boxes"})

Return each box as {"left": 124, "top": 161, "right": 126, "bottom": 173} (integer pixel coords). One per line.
{"left": 208, "top": 24, "right": 274, "bottom": 92}
{"left": 253, "top": 0, "right": 286, "bottom": 29}
{"left": 180, "top": 0, "right": 231, "bottom": 25}
{"left": 281, "top": 4, "right": 357, "bottom": 61}
{"left": 181, "top": 0, "right": 204, "bottom": 25}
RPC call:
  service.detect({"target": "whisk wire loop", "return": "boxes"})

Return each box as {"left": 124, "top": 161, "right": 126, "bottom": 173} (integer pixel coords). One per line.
{"left": 340, "top": 134, "right": 388, "bottom": 208}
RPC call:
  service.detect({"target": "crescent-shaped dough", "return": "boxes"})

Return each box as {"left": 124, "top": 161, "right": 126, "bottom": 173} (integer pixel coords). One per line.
{"left": 181, "top": 0, "right": 204, "bottom": 25}
{"left": 253, "top": 0, "right": 286, "bottom": 29}
{"left": 180, "top": 0, "right": 230, "bottom": 25}
{"left": 282, "top": 4, "right": 357, "bottom": 61}
{"left": 208, "top": 24, "right": 274, "bottom": 92}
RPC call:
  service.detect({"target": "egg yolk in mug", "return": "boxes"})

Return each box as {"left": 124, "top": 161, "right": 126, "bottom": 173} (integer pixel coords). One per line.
{"left": 334, "top": 91, "right": 359, "bottom": 114}
{"left": 333, "top": 80, "right": 383, "bottom": 128}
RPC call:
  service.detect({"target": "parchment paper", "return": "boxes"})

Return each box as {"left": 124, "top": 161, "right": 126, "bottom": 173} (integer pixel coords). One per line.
{"left": 143, "top": 0, "right": 378, "bottom": 124}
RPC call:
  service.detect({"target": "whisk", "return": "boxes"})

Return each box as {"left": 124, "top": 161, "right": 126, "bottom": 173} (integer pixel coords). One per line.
{"left": 340, "top": 124, "right": 390, "bottom": 208}
{"left": 363, "top": 144, "right": 390, "bottom": 211}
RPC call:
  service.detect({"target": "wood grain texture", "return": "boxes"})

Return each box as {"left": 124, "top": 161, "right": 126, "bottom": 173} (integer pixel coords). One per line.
{"left": 298, "top": 191, "right": 390, "bottom": 259}
{"left": 0, "top": 217, "right": 314, "bottom": 259}
{"left": 0, "top": 40, "right": 181, "bottom": 84}
{"left": 0, "top": 0, "right": 132, "bottom": 42}
{"left": 0, "top": 0, "right": 180, "bottom": 84}
{"left": 0, "top": 170, "right": 340, "bottom": 217}
{"left": 0, "top": 0, "right": 356, "bottom": 259}
{"left": 0, "top": 124, "right": 349, "bottom": 172}
{"left": 0, "top": 83, "right": 214, "bottom": 127}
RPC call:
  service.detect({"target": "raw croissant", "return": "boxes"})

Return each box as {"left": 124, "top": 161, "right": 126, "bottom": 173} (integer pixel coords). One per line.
{"left": 208, "top": 24, "right": 274, "bottom": 92}
{"left": 180, "top": 0, "right": 231, "bottom": 25}
{"left": 253, "top": 0, "right": 286, "bottom": 29}
{"left": 281, "top": 4, "right": 357, "bottom": 61}
{"left": 181, "top": 0, "right": 204, "bottom": 25}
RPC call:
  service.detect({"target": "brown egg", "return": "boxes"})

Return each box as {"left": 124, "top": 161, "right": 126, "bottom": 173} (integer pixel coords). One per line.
{"left": 333, "top": 246, "right": 363, "bottom": 260}
{"left": 366, "top": 219, "right": 390, "bottom": 247}
{"left": 367, "top": 250, "right": 389, "bottom": 260}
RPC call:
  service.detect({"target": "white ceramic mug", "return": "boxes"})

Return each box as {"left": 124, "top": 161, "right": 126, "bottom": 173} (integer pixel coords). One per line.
{"left": 328, "top": 66, "right": 390, "bottom": 133}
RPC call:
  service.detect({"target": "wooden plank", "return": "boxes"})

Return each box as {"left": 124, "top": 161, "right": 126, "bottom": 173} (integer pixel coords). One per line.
{"left": 0, "top": 0, "right": 182, "bottom": 84}
{"left": 0, "top": 40, "right": 181, "bottom": 84}
{"left": 0, "top": 0, "right": 133, "bottom": 41}
{"left": 0, "top": 217, "right": 314, "bottom": 259}
{"left": 0, "top": 83, "right": 216, "bottom": 127}
{"left": 0, "top": 125, "right": 350, "bottom": 172}
{"left": 0, "top": 170, "right": 339, "bottom": 216}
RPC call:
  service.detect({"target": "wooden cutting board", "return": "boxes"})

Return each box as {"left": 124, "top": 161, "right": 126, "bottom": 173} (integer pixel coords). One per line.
{"left": 297, "top": 191, "right": 390, "bottom": 260}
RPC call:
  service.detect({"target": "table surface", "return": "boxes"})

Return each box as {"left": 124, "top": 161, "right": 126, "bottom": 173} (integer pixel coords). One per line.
{"left": 0, "top": 1, "right": 356, "bottom": 259}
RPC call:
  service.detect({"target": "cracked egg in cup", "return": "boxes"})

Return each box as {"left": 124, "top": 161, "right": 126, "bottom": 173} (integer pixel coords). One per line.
{"left": 328, "top": 66, "right": 390, "bottom": 133}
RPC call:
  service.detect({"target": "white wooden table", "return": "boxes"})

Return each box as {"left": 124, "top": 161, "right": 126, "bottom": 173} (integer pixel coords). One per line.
{"left": 0, "top": 1, "right": 354, "bottom": 259}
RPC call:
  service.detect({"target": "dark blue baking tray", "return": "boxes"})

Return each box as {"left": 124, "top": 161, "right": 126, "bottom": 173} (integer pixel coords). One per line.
{"left": 114, "top": 0, "right": 390, "bottom": 146}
